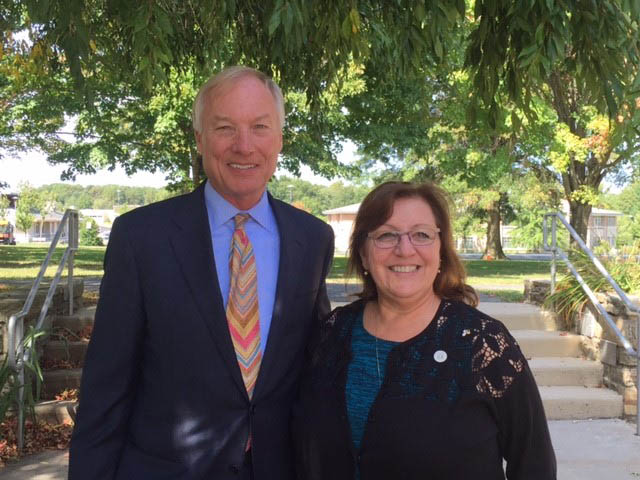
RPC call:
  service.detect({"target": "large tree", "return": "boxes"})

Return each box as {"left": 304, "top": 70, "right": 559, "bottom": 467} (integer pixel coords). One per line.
{"left": 344, "top": 1, "right": 640, "bottom": 247}
{"left": 2, "top": 0, "right": 639, "bottom": 199}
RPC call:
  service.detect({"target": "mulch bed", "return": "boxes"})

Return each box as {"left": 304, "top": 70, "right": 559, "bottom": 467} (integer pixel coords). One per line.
{"left": 41, "top": 357, "right": 83, "bottom": 370}
{"left": 0, "top": 418, "right": 72, "bottom": 468}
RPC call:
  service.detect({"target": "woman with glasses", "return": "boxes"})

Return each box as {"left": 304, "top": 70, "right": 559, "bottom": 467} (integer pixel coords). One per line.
{"left": 292, "top": 181, "right": 556, "bottom": 480}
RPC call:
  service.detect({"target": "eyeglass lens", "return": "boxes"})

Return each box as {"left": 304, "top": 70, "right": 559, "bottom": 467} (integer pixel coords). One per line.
{"left": 372, "top": 229, "right": 438, "bottom": 248}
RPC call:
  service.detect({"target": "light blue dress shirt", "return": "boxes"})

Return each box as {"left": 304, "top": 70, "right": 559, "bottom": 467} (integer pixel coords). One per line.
{"left": 204, "top": 182, "right": 280, "bottom": 354}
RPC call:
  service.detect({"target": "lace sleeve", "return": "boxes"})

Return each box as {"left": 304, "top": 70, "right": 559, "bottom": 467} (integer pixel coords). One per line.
{"left": 471, "top": 315, "right": 557, "bottom": 479}
{"left": 471, "top": 318, "right": 525, "bottom": 398}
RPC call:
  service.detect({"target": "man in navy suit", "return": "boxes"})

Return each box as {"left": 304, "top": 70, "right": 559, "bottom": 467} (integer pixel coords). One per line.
{"left": 69, "top": 66, "right": 335, "bottom": 479}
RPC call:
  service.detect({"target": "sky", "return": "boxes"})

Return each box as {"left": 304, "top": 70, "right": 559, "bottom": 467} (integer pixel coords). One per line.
{"left": 2, "top": 151, "right": 169, "bottom": 190}
{"left": 1, "top": 147, "right": 351, "bottom": 192}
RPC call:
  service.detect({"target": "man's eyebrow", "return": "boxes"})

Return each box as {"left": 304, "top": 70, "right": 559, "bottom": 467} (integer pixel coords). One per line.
{"left": 212, "top": 114, "right": 272, "bottom": 123}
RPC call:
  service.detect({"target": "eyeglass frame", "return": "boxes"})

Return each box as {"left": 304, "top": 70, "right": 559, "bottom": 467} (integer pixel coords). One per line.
{"left": 366, "top": 226, "right": 441, "bottom": 249}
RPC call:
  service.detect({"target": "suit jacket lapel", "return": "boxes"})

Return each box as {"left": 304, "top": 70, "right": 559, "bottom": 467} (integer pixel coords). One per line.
{"left": 254, "top": 195, "right": 305, "bottom": 398}
{"left": 168, "top": 183, "right": 247, "bottom": 396}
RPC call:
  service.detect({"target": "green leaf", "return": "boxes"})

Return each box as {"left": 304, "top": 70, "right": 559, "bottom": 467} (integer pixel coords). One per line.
{"left": 438, "top": 2, "right": 459, "bottom": 23}
{"left": 539, "top": 54, "right": 551, "bottom": 74}
{"left": 133, "top": 8, "right": 149, "bottom": 34}
{"left": 155, "top": 9, "right": 173, "bottom": 36}
{"left": 268, "top": 8, "right": 282, "bottom": 36}
{"left": 156, "top": 49, "right": 173, "bottom": 65}
{"left": 535, "top": 23, "right": 545, "bottom": 45}
{"left": 511, "top": 111, "right": 521, "bottom": 131}
{"left": 518, "top": 43, "right": 538, "bottom": 60}
{"left": 341, "top": 13, "right": 352, "bottom": 38}
{"left": 603, "top": 83, "right": 618, "bottom": 117}
{"left": 552, "top": 35, "right": 564, "bottom": 59}
{"left": 349, "top": 7, "right": 361, "bottom": 32}
{"left": 414, "top": 3, "right": 426, "bottom": 22}
{"left": 284, "top": 3, "right": 293, "bottom": 36}
{"left": 434, "top": 36, "right": 443, "bottom": 60}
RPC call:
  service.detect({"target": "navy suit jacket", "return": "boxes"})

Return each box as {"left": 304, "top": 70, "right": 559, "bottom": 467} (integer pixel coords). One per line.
{"left": 69, "top": 183, "right": 335, "bottom": 479}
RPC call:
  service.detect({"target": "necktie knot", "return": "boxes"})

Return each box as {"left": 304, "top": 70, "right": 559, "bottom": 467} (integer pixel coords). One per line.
{"left": 233, "top": 213, "right": 250, "bottom": 230}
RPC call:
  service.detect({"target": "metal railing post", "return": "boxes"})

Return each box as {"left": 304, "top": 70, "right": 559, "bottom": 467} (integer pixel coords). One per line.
{"left": 6, "top": 208, "right": 79, "bottom": 451}
{"left": 551, "top": 216, "right": 557, "bottom": 294}
{"left": 17, "top": 367, "right": 25, "bottom": 451}
{"left": 68, "top": 211, "right": 77, "bottom": 315}
{"left": 543, "top": 211, "right": 640, "bottom": 433}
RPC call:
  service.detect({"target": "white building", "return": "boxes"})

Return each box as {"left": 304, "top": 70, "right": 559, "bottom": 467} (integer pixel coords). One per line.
{"left": 324, "top": 201, "right": 623, "bottom": 254}
{"left": 15, "top": 211, "right": 68, "bottom": 243}
{"left": 79, "top": 208, "right": 118, "bottom": 242}
{"left": 323, "top": 203, "right": 360, "bottom": 254}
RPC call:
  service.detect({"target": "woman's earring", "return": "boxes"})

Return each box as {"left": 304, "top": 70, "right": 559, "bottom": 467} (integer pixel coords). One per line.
{"left": 364, "top": 270, "right": 369, "bottom": 276}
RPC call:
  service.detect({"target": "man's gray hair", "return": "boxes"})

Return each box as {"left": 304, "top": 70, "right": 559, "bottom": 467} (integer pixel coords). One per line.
{"left": 192, "top": 66, "right": 285, "bottom": 133}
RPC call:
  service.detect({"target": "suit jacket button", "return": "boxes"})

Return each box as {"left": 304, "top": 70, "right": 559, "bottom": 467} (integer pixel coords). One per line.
{"left": 250, "top": 404, "right": 256, "bottom": 414}
{"left": 229, "top": 464, "right": 240, "bottom": 474}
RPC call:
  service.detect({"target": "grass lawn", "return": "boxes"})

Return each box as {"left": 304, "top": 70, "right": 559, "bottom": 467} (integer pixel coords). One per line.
{"left": 2, "top": 247, "right": 554, "bottom": 302}
{"left": 329, "top": 256, "right": 553, "bottom": 284}
{"left": 0, "top": 244, "right": 106, "bottom": 281}
{"left": 464, "top": 260, "right": 554, "bottom": 285}
{"left": 328, "top": 257, "right": 555, "bottom": 302}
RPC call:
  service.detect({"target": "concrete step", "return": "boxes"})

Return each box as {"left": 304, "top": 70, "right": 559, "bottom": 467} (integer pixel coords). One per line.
{"left": 331, "top": 301, "right": 557, "bottom": 331}
{"left": 529, "top": 357, "right": 603, "bottom": 387}
{"left": 51, "top": 306, "right": 96, "bottom": 333}
{"left": 539, "top": 386, "right": 623, "bottom": 420}
{"left": 42, "top": 340, "right": 89, "bottom": 366}
{"left": 476, "top": 302, "right": 557, "bottom": 331}
{"left": 512, "top": 330, "right": 582, "bottom": 358}
{"left": 34, "top": 399, "right": 77, "bottom": 424}
{"left": 41, "top": 368, "right": 82, "bottom": 400}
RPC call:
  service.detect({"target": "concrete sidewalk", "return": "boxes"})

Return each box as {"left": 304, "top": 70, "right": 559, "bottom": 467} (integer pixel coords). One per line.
{"left": 2, "top": 418, "right": 640, "bottom": 479}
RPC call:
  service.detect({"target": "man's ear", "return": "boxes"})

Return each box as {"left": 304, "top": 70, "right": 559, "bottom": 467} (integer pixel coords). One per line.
{"left": 195, "top": 131, "right": 202, "bottom": 153}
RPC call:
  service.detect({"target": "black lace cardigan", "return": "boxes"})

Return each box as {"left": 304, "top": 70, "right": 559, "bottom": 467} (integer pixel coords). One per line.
{"left": 291, "top": 299, "right": 557, "bottom": 480}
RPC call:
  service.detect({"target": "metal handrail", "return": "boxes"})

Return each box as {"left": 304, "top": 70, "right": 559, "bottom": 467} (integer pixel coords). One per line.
{"left": 543, "top": 212, "right": 640, "bottom": 434}
{"left": 6, "top": 209, "right": 79, "bottom": 450}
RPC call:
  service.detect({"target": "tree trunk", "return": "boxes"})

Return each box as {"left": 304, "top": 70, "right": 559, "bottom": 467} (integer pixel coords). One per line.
{"left": 191, "top": 149, "right": 203, "bottom": 187}
{"left": 483, "top": 199, "right": 507, "bottom": 259}
{"left": 569, "top": 201, "right": 591, "bottom": 247}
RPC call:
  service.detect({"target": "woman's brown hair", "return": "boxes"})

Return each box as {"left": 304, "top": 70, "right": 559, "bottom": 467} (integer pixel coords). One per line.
{"left": 347, "top": 181, "right": 478, "bottom": 307}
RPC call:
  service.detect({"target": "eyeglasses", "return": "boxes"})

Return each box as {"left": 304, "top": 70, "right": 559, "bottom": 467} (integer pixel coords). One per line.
{"left": 367, "top": 227, "right": 440, "bottom": 249}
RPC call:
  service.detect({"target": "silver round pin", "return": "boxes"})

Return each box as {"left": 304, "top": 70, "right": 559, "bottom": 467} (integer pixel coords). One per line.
{"left": 433, "top": 350, "right": 447, "bottom": 363}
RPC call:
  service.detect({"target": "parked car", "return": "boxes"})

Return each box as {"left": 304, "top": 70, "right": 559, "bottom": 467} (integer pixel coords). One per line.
{"left": 0, "top": 220, "right": 16, "bottom": 245}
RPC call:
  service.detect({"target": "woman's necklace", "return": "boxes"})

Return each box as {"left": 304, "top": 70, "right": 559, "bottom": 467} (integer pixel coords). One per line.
{"left": 374, "top": 334, "right": 381, "bottom": 387}
{"left": 372, "top": 310, "right": 384, "bottom": 388}
{"left": 370, "top": 297, "right": 439, "bottom": 388}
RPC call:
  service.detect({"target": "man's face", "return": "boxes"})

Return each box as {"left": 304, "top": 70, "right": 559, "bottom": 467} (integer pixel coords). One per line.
{"left": 196, "top": 76, "right": 283, "bottom": 210}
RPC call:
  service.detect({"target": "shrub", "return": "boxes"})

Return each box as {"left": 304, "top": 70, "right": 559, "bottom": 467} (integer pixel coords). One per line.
{"left": 79, "top": 218, "right": 103, "bottom": 246}
{"left": 0, "top": 326, "right": 45, "bottom": 429}
{"left": 545, "top": 244, "right": 640, "bottom": 322}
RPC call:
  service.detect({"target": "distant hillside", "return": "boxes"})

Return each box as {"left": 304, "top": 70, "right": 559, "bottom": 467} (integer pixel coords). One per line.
{"left": 34, "top": 184, "right": 174, "bottom": 210}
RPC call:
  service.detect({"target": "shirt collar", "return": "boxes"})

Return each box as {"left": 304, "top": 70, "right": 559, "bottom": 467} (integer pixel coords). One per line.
{"left": 204, "top": 181, "right": 273, "bottom": 231}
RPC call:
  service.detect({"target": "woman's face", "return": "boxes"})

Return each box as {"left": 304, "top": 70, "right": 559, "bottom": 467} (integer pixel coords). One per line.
{"left": 361, "top": 196, "right": 441, "bottom": 305}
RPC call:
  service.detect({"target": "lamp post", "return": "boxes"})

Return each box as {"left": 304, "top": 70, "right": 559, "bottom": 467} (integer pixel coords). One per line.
{"left": 287, "top": 184, "right": 293, "bottom": 203}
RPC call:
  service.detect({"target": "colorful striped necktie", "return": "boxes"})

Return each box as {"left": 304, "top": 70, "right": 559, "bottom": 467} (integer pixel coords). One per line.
{"left": 226, "top": 213, "right": 261, "bottom": 399}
